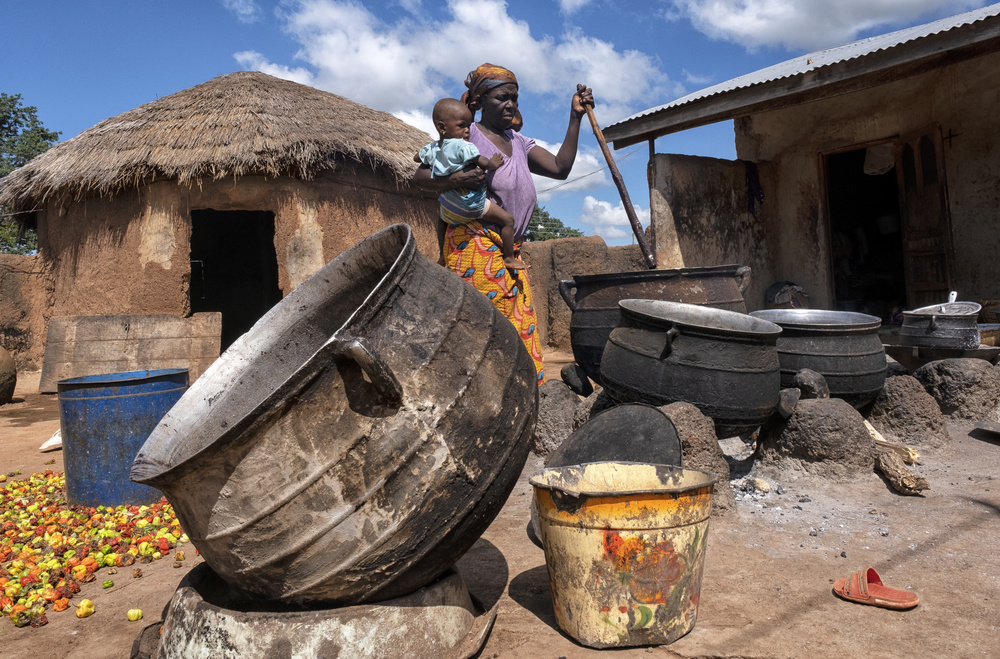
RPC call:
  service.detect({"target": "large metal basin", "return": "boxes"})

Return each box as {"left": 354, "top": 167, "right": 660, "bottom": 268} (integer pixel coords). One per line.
{"left": 559, "top": 266, "right": 750, "bottom": 384}
{"left": 600, "top": 299, "right": 781, "bottom": 438}
{"left": 750, "top": 309, "right": 886, "bottom": 408}
{"left": 131, "top": 224, "right": 537, "bottom": 606}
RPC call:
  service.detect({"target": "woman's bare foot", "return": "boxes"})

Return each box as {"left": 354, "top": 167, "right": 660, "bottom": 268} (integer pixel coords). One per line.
{"left": 503, "top": 257, "right": 528, "bottom": 271}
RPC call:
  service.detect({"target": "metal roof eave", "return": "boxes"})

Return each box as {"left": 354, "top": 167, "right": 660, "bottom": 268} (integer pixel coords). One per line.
{"left": 603, "top": 16, "right": 1000, "bottom": 149}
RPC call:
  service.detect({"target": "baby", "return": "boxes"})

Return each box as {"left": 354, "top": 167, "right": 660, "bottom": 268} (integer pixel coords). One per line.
{"left": 417, "top": 98, "right": 526, "bottom": 271}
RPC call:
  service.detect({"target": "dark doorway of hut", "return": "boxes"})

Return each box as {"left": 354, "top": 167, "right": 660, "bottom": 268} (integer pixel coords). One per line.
{"left": 190, "top": 209, "right": 282, "bottom": 350}
{"left": 824, "top": 143, "right": 906, "bottom": 322}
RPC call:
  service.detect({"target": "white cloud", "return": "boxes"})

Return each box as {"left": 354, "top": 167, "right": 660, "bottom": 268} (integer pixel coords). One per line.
{"left": 234, "top": 51, "right": 315, "bottom": 85}
{"left": 576, "top": 194, "right": 650, "bottom": 241}
{"left": 222, "top": 0, "right": 263, "bottom": 24}
{"left": 682, "top": 68, "right": 712, "bottom": 86}
{"left": 558, "top": 0, "right": 594, "bottom": 15}
{"left": 392, "top": 110, "right": 436, "bottom": 141}
{"left": 531, "top": 140, "right": 609, "bottom": 202}
{"left": 237, "top": 0, "right": 669, "bottom": 123}
{"left": 668, "top": 0, "right": 986, "bottom": 50}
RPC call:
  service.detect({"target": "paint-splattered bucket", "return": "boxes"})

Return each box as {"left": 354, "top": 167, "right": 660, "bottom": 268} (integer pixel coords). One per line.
{"left": 531, "top": 462, "right": 717, "bottom": 648}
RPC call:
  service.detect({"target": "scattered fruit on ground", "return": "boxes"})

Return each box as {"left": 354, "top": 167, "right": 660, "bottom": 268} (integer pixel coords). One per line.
{"left": 1, "top": 471, "right": 187, "bottom": 628}
{"left": 127, "top": 608, "right": 143, "bottom": 622}
{"left": 75, "top": 599, "right": 94, "bottom": 618}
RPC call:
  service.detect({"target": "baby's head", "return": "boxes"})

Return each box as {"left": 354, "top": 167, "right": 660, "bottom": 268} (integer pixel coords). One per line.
{"left": 433, "top": 98, "right": 474, "bottom": 140}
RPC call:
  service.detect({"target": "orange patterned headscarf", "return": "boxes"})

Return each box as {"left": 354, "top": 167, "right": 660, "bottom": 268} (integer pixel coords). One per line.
{"left": 462, "top": 63, "right": 518, "bottom": 108}
{"left": 462, "top": 63, "right": 522, "bottom": 130}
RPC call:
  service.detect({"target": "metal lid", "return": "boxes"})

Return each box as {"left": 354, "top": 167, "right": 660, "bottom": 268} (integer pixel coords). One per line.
{"left": 750, "top": 308, "right": 881, "bottom": 331}
{"left": 905, "top": 301, "right": 981, "bottom": 317}
{"left": 619, "top": 299, "right": 782, "bottom": 337}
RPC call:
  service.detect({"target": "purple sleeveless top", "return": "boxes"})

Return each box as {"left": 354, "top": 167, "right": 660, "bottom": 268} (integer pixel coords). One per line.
{"left": 468, "top": 124, "right": 536, "bottom": 239}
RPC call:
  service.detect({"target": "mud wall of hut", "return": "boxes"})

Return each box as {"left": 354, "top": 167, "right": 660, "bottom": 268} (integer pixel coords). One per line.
{"left": 3, "top": 166, "right": 437, "bottom": 372}
{"left": 648, "top": 154, "right": 779, "bottom": 310}
{"left": 523, "top": 236, "right": 646, "bottom": 355}
{"left": 730, "top": 51, "right": 1000, "bottom": 308}
{"left": 38, "top": 167, "right": 440, "bottom": 322}
{"left": 0, "top": 254, "right": 52, "bottom": 369}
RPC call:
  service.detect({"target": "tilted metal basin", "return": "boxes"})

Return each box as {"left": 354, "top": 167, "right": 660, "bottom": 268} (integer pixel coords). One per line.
{"left": 131, "top": 224, "right": 537, "bottom": 605}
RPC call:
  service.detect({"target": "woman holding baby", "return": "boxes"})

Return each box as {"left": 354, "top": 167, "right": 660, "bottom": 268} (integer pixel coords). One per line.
{"left": 412, "top": 63, "right": 593, "bottom": 384}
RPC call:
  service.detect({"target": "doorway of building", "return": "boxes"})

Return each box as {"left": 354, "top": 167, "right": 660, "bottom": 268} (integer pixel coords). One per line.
{"left": 190, "top": 209, "right": 282, "bottom": 350}
{"left": 825, "top": 144, "right": 906, "bottom": 321}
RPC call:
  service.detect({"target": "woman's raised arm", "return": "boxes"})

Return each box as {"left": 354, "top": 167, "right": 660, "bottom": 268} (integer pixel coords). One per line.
{"left": 527, "top": 84, "right": 593, "bottom": 180}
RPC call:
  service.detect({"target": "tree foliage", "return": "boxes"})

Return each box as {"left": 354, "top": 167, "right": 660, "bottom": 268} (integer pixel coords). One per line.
{"left": 1, "top": 93, "right": 60, "bottom": 178}
{"left": 523, "top": 204, "right": 583, "bottom": 242}
{"left": 1, "top": 93, "right": 59, "bottom": 254}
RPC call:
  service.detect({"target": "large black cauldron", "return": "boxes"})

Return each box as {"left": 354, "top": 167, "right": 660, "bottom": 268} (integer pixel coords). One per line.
{"left": 750, "top": 309, "right": 886, "bottom": 408}
{"left": 559, "top": 266, "right": 750, "bottom": 384}
{"left": 600, "top": 300, "right": 781, "bottom": 438}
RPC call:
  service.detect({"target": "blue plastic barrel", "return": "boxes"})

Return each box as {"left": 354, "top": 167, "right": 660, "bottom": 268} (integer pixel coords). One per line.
{"left": 57, "top": 368, "right": 189, "bottom": 507}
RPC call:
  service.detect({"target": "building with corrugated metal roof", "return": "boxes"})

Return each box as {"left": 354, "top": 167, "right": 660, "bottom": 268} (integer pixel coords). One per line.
{"left": 605, "top": 4, "right": 1000, "bottom": 317}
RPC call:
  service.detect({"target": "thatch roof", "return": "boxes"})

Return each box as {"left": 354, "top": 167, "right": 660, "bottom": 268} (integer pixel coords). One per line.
{"left": 0, "top": 71, "right": 432, "bottom": 211}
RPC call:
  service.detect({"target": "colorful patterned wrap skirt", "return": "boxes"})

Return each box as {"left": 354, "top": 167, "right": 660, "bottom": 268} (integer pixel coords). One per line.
{"left": 443, "top": 222, "right": 545, "bottom": 384}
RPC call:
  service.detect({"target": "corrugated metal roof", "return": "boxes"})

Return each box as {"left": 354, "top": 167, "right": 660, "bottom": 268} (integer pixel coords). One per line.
{"left": 606, "top": 3, "right": 1000, "bottom": 140}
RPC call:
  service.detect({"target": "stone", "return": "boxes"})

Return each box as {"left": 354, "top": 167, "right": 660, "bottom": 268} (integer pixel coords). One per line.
{"left": 776, "top": 387, "right": 801, "bottom": 419}
{"left": 0, "top": 346, "right": 15, "bottom": 405}
{"left": 574, "top": 388, "right": 615, "bottom": 431}
{"left": 659, "top": 402, "right": 735, "bottom": 516}
{"left": 560, "top": 363, "right": 593, "bottom": 397}
{"left": 792, "top": 368, "right": 829, "bottom": 399}
{"left": 532, "top": 380, "right": 581, "bottom": 458}
{"left": 756, "top": 398, "right": 876, "bottom": 482}
{"left": 866, "top": 374, "right": 950, "bottom": 449}
{"left": 912, "top": 358, "right": 1000, "bottom": 421}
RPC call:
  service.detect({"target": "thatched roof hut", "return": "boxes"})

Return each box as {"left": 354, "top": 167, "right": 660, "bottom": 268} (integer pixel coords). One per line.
{"left": 0, "top": 71, "right": 440, "bottom": 367}
{"left": 0, "top": 70, "right": 429, "bottom": 211}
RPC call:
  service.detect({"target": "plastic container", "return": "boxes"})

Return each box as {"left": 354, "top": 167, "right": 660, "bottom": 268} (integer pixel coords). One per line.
{"left": 58, "top": 368, "right": 188, "bottom": 506}
{"left": 531, "top": 462, "right": 717, "bottom": 648}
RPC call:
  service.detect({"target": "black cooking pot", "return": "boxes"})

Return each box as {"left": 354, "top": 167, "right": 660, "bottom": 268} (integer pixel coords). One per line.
{"left": 600, "top": 299, "right": 781, "bottom": 438}
{"left": 750, "top": 309, "right": 886, "bottom": 408}
{"left": 900, "top": 300, "right": 981, "bottom": 349}
{"left": 559, "top": 265, "right": 751, "bottom": 384}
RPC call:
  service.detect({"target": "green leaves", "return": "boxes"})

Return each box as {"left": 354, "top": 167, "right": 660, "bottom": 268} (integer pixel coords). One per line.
{"left": 1, "top": 93, "right": 58, "bottom": 254}
{"left": 524, "top": 204, "right": 583, "bottom": 242}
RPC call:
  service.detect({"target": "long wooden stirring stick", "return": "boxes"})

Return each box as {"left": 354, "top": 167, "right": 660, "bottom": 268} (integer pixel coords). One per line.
{"left": 580, "top": 86, "right": 657, "bottom": 269}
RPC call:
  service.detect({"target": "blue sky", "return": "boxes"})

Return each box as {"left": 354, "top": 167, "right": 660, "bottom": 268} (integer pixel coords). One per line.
{"left": 4, "top": 0, "right": 989, "bottom": 244}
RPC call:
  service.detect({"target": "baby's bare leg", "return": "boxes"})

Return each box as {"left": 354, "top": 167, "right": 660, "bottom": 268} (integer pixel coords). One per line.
{"left": 482, "top": 203, "right": 527, "bottom": 271}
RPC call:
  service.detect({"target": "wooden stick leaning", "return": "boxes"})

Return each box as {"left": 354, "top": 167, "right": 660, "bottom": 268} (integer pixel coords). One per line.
{"left": 581, "top": 89, "right": 657, "bottom": 269}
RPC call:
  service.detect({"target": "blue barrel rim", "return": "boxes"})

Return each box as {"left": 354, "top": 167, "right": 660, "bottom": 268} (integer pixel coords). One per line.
{"left": 57, "top": 368, "right": 190, "bottom": 388}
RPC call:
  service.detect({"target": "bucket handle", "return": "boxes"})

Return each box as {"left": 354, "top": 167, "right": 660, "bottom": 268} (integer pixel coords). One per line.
{"left": 735, "top": 266, "right": 752, "bottom": 294}
{"left": 660, "top": 326, "right": 680, "bottom": 359}
{"left": 327, "top": 335, "right": 403, "bottom": 405}
{"left": 558, "top": 280, "right": 577, "bottom": 311}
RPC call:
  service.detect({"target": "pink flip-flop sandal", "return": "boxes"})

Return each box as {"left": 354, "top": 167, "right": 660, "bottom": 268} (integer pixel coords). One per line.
{"left": 833, "top": 567, "right": 919, "bottom": 610}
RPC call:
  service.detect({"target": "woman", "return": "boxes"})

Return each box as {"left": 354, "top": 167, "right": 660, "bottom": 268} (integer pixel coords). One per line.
{"left": 413, "top": 63, "right": 593, "bottom": 384}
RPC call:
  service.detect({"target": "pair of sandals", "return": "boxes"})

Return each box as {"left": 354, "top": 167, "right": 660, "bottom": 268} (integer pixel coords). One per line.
{"left": 833, "top": 567, "right": 919, "bottom": 610}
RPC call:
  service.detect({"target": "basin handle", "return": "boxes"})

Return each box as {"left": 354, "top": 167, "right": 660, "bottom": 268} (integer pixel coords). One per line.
{"left": 328, "top": 336, "right": 403, "bottom": 405}
{"left": 660, "top": 326, "right": 681, "bottom": 359}
{"left": 929, "top": 315, "right": 938, "bottom": 332}
{"left": 735, "top": 266, "right": 752, "bottom": 294}
{"left": 558, "top": 279, "right": 578, "bottom": 311}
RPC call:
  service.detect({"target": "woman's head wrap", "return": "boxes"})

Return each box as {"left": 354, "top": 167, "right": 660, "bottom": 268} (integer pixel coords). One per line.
{"left": 462, "top": 63, "right": 522, "bottom": 130}
{"left": 462, "top": 63, "right": 517, "bottom": 108}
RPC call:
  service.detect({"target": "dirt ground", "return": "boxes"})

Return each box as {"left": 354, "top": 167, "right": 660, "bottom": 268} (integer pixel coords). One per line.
{"left": 2, "top": 367, "right": 999, "bottom": 658}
